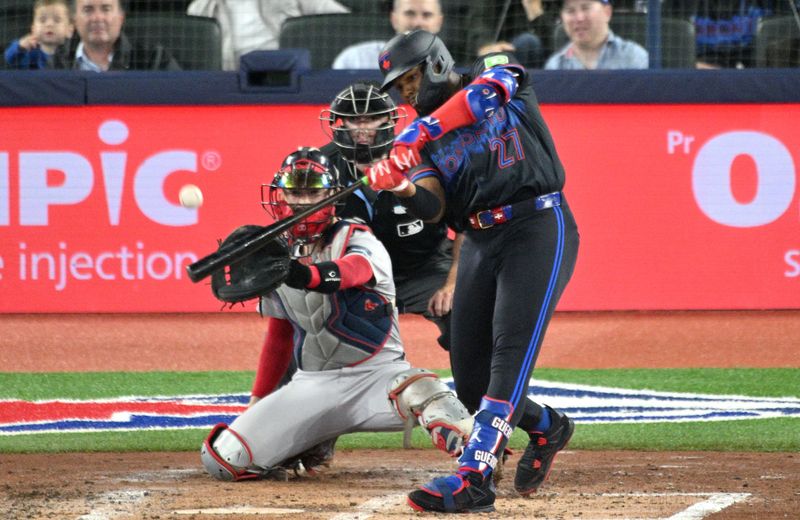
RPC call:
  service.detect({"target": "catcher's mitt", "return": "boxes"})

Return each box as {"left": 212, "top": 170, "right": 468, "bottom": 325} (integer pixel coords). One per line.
{"left": 210, "top": 225, "right": 290, "bottom": 303}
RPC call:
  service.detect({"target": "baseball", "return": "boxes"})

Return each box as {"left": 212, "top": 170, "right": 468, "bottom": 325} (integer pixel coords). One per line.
{"left": 179, "top": 184, "right": 204, "bottom": 208}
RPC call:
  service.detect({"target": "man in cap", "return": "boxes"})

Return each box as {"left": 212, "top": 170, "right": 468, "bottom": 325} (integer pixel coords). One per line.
{"left": 545, "top": 0, "right": 648, "bottom": 69}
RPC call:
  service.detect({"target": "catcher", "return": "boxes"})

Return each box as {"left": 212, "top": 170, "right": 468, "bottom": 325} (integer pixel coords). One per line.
{"left": 200, "top": 147, "right": 473, "bottom": 481}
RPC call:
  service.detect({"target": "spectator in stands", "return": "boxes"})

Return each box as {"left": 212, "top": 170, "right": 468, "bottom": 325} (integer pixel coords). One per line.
{"left": 466, "top": 0, "right": 560, "bottom": 69}
{"left": 187, "top": 0, "right": 350, "bottom": 71}
{"left": 664, "top": 0, "right": 783, "bottom": 68}
{"left": 545, "top": 0, "right": 648, "bottom": 69}
{"left": 4, "top": 0, "right": 74, "bottom": 69}
{"left": 57, "top": 0, "right": 180, "bottom": 71}
{"left": 765, "top": 36, "right": 800, "bottom": 67}
{"left": 332, "top": 0, "right": 443, "bottom": 69}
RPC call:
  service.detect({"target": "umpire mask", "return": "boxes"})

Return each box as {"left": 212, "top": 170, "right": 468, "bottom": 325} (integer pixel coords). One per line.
{"left": 321, "top": 81, "right": 402, "bottom": 164}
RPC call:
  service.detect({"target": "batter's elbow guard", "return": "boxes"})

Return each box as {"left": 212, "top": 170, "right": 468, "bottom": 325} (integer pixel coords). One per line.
{"left": 388, "top": 368, "right": 474, "bottom": 456}
{"left": 474, "top": 66, "right": 520, "bottom": 103}
{"left": 463, "top": 83, "right": 503, "bottom": 122}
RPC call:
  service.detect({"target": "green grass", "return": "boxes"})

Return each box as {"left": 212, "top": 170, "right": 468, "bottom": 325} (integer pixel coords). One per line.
{"left": 0, "top": 371, "right": 254, "bottom": 400}
{"left": 537, "top": 368, "right": 800, "bottom": 397}
{"left": 1, "top": 369, "right": 798, "bottom": 454}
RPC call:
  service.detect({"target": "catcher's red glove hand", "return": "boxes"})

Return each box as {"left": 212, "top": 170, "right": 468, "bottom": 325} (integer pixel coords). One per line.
{"left": 366, "top": 146, "right": 420, "bottom": 192}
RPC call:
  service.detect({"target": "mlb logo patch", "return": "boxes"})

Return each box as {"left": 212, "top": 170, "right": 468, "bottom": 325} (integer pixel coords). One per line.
{"left": 397, "top": 219, "right": 423, "bottom": 237}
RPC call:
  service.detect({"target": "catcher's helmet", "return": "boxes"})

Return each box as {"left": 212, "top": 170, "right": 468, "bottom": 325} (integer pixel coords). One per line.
{"left": 320, "top": 81, "right": 403, "bottom": 164}
{"left": 378, "top": 29, "right": 454, "bottom": 115}
{"left": 263, "top": 147, "right": 343, "bottom": 245}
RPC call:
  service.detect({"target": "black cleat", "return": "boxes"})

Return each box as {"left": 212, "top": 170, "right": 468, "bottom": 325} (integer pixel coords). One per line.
{"left": 408, "top": 473, "right": 496, "bottom": 513}
{"left": 514, "top": 407, "right": 574, "bottom": 495}
{"left": 299, "top": 437, "right": 336, "bottom": 474}
{"left": 277, "top": 437, "right": 337, "bottom": 477}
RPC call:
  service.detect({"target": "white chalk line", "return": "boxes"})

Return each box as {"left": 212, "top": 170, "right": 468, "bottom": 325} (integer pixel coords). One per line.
{"left": 77, "top": 489, "right": 148, "bottom": 520}
{"left": 330, "top": 493, "right": 407, "bottom": 520}
{"left": 599, "top": 492, "right": 751, "bottom": 520}
{"left": 172, "top": 506, "right": 306, "bottom": 515}
{"left": 664, "top": 493, "right": 751, "bottom": 520}
{"left": 77, "top": 487, "right": 748, "bottom": 519}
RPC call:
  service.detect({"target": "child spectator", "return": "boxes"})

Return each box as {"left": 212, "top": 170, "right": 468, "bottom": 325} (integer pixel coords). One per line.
{"left": 4, "top": 0, "right": 74, "bottom": 69}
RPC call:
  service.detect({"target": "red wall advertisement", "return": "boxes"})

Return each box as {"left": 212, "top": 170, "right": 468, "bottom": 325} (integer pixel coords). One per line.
{"left": 1, "top": 104, "right": 798, "bottom": 312}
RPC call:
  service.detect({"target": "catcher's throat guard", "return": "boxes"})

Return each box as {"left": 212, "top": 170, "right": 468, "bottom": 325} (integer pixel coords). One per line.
{"left": 210, "top": 225, "right": 291, "bottom": 304}
{"left": 389, "top": 368, "right": 474, "bottom": 456}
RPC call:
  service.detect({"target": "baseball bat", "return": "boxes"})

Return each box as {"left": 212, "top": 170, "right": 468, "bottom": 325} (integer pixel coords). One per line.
{"left": 492, "top": 0, "right": 513, "bottom": 42}
{"left": 186, "top": 177, "right": 368, "bottom": 283}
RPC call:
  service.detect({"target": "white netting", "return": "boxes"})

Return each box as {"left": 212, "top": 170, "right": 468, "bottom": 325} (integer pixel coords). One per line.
{"left": 0, "top": 1, "right": 798, "bottom": 70}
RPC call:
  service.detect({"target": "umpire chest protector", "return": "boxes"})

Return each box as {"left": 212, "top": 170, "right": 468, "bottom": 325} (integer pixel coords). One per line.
{"left": 259, "top": 221, "right": 403, "bottom": 371}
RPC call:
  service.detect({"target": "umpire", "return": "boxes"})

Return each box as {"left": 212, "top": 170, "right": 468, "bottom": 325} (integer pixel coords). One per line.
{"left": 368, "top": 30, "right": 580, "bottom": 513}
{"left": 320, "top": 80, "right": 458, "bottom": 350}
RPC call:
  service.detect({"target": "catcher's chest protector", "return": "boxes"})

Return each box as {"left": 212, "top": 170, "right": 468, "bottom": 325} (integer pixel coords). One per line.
{"left": 268, "top": 223, "right": 403, "bottom": 371}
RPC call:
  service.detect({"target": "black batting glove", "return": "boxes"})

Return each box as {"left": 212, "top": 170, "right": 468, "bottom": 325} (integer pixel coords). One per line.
{"left": 285, "top": 259, "right": 312, "bottom": 289}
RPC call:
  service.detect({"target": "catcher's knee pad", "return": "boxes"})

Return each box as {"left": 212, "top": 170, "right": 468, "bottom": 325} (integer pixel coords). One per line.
{"left": 200, "top": 423, "right": 259, "bottom": 481}
{"left": 388, "top": 368, "right": 474, "bottom": 456}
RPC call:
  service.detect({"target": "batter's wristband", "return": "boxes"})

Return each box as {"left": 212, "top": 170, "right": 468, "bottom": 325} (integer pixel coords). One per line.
{"left": 308, "top": 261, "right": 341, "bottom": 293}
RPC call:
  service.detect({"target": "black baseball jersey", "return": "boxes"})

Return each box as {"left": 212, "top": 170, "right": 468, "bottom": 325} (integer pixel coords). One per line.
{"left": 411, "top": 52, "right": 566, "bottom": 231}
{"left": 321, "top": 142, "right": 450, "bottom": 276}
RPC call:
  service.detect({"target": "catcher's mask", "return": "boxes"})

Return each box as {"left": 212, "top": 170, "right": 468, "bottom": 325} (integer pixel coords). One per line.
{"left": 262, "top": 147, "right": 343, "bottom": 246}
{"left": 378, "top": 29, "right": 454, "bottom": 116}
{"left": 320, "top": 81, "right": 404, "bottom": 165}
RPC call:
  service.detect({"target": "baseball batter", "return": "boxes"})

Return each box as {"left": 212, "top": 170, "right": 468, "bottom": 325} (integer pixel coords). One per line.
{"left": 200, "top": 147, "right": 472, "bottom": 481}
{"left": 368, "top": 30, "right": 580, "bottom": 513}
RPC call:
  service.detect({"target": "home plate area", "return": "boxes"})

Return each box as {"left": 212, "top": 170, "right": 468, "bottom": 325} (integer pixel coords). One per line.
{"left": 2, "top": 449, "right": 797, "bottom": 519}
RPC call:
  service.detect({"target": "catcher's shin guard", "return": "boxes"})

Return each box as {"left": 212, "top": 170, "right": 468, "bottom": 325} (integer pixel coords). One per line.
{"left": 200, "top": 423, "right": 260, "bottom": 481}
{"left": 388, "top": 368, "right": 473, "bottom": 456}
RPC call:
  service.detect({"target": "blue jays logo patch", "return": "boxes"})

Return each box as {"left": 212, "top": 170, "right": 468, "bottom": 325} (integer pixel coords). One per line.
{"left": 3, "top": 381, "right": 798, "bottom": 434}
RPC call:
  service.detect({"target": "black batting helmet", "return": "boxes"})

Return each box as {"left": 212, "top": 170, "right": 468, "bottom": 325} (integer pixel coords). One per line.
{"left": 320, "top": 81, "right": 403, "bottom": 164}
{"left": 378, "top": 29, "right": 454, "bottom": 115}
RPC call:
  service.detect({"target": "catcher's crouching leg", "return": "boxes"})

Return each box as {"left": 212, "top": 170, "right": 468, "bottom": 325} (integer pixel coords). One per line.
{"left": 200, "top": 423, "right": 262, "bottom": 481}
{"left": 389, "top": 369, "right": 473, "bottom": 456}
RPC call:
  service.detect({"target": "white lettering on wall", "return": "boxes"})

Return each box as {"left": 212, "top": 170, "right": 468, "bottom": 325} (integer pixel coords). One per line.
{"left": 134, "top": 151, "right": 199, "bottom": 226}
{"left": 692, "top": 131, "right": 796, "bottom": 228}
{"left": 785, "top": 250, "right": 800, "bottom": 278}
{"left": 99, "top": 120, "right": 129, "bottom": 226}
{"left": 5, "top": 120, "right": 206, "bottom": 227}
{"left": 19, "top": 152, "right": 94, "bottom": 225}
{"left": 0, "top": 152, "right": 8, "bottom": 225}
